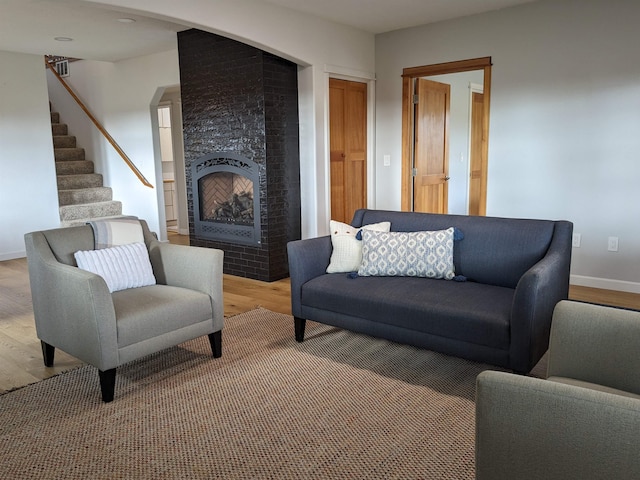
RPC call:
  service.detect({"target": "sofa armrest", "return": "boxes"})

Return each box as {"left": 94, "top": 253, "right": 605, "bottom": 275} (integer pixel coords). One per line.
{"left": 509, "top": 221, "right": 572, "bottom": 372}
{"left": 24, "top": 231, "right": 119, "bottom": 370}
{"left": 287, "top": 236, "right": 332, "bottom": 317}
{"left": 476, "top": 370, "right": 640, "bottom": 480}
{"left": 547, "top": 300, "right": 640, "bottom": 395}
{"left": 148, "top": 241, "right": 224, "bottom": 330}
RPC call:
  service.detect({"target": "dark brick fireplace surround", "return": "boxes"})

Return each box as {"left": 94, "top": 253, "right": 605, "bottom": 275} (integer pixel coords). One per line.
{"left": 178, "top": 29, "right": 301, "bottom": 282}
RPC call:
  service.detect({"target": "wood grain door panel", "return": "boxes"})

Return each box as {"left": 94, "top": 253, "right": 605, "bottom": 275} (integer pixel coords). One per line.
{"left": 329, "top": 78, "right": 367, "bottom": 223}
{"left": 413, "top": 78, "right": 450, "bottom": 214}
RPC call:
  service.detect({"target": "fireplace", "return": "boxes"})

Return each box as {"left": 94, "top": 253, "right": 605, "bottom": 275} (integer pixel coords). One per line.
{"left": 192, "top": 153, "right": 261, "bottom": 246}
{"left": 178, "top": 29, "right": 301, "bottom": 281}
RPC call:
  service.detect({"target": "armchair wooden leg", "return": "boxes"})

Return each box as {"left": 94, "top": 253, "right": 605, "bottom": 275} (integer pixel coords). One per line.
{"left": 208, "top": 331, "right": 222, "bottom": 358}
{"left": 294, "top": 317, "right": 306, "bottom": 342}
{"left": 41, "top": 341, "right": 55, "bottom": 367}
{"left": 98, "top": 368, "right": 116, "bottom": 403}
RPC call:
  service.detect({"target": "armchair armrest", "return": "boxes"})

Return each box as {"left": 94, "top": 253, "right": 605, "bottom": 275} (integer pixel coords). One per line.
{"left": 476, "top": 370, "right": 640, "bottom": 480}
{"left": 509, "top": 221, "right": 573, "bottom": 373}
{"left": 287, "top": 236, "right": 332, "bottom": 317}
{"left": 148, "top": 241, "right": 224, "bottom": 329}
{"left": 24, "top": 231, "right": 118, "bottom": 370}
{"left": 547, "top": 300, "right": 640, "bottom": 395}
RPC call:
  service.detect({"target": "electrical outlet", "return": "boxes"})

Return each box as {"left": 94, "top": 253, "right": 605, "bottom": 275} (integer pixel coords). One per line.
{"left": 383, "top": 154, "right": 391, "bottom": 167}
{"left": 607, "top": 236, "right": 619, "bottom": 252}
{"left": 572, "top": 233, "right": 581, "bottom": 248}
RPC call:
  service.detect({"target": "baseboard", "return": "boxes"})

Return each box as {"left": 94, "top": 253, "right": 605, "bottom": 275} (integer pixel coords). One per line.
{"left": 0, "top": 250, "right": 26, "bottom": 262}
{"left": 571, "top": 275, "right": 640, "bottom": 294}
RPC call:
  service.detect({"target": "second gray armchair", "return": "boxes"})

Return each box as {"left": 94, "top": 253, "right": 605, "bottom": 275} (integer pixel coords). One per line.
{"left": 475, "top": 300, "right": 640, "bottom": 480}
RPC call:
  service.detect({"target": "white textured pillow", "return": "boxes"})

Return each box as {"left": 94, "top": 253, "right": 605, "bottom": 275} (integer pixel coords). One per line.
{"left": 326, "top": 220, "right": 391, "bottom": 273}
{"left": 358, "top": 228, "right": 455, "bottom": 279}
{"left": 74, "top": 242, "right": 156, "bottom": 293}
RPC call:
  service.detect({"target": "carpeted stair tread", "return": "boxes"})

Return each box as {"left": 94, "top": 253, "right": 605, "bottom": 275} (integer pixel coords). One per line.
{"left": 58, "top": 186, "right": 113, "bottom": 206}
{"left": 57, "top": 173, "right": 103, "bottom": 190}
{"left": 54, "top": 147, "right": 85, "bottom": 162}
{"left": 50, "top": 112, "right": 59, "bottom": 123}
{"left": 59, "top": 200, "right": 123, "bottom": 222}
{"left": 52, "top": 123, "right": 68, "bottom": 135}
{"left": 55, "top": 160, "right": 94, "bottom": 176}
{"left": 53, "top": 135, "right": 77, "bottom": 148}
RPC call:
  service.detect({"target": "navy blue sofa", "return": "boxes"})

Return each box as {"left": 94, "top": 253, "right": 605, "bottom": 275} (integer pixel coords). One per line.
{"left": 287, "top": 209, "right": 573, "bottom": 373}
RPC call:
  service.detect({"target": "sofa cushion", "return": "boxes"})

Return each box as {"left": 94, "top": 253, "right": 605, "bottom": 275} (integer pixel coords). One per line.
{"left": 352, "top": 209, "right": 555, "bottom": 288}
{"left": 42, "top": 225, "right": 95, "bottom": 266}
{"left": 357, "top": 229, "right": 455, "bottom": 279}
{"left": 326, "top": 220, "right": 391, "bottom": 273}
{"left": 113, "top": 284, "right": 213, "bottom": 348}
{"left": 302, "top": 274, "right": 513, "bottom": 349}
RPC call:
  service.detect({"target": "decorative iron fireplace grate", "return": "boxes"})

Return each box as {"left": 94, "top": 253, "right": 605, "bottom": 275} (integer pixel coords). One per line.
{"left": 192, "top": 152, "right": 261, "bottom": 246}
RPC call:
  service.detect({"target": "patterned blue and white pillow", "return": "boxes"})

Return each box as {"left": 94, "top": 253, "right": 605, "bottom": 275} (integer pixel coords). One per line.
{"left": 357, "top": 228, "right": 455, "bottom": 279}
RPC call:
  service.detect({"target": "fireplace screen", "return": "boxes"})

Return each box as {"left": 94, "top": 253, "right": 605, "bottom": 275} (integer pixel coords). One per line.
{"left": 200, "top": 173, "right": 254, "bottom": 225}
{"left": 192, "top": 153, "right": 261, "bottom": 245}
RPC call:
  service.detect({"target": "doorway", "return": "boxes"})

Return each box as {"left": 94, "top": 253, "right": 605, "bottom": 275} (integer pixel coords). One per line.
{"left": 152, "top": 85, "right": 188, "bottom": 238}
{"left": 401, "top": 57, "right": 492, "bottom": 215}
{"left": 157, "top": 104, "right": 179, "bottom": 232}
{"left": 329, "top": 78, "right": 367, "bottom": 223}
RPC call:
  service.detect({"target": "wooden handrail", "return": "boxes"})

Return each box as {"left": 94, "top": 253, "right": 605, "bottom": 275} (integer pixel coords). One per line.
{"left": 45, "top": 58, "right": 154, "bottom": 188}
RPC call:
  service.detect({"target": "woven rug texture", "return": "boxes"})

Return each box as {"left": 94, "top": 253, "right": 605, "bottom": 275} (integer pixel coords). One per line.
{"left": 0, "top": 308, "right": 533, "bottom": 479}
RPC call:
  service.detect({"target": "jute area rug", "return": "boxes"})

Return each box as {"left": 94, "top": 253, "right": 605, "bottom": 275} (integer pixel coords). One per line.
{"left": 0, "top": 308, "right": 539, "bottom": 479}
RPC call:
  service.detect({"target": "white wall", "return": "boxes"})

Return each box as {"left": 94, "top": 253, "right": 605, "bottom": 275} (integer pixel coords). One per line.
{"left": 0, "top": 51, "right": 60, "bottom": 260}
{"left": 375, "top": 0, "right": 640, "bottom": 291}
{"left": 47, "top": 49, "right": 182, "bottom": 236}
{"left": 86, "top": 0, "right": 376, "bottom": 238}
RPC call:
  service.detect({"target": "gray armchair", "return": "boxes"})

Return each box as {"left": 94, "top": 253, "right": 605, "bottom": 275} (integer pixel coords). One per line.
{"left": 24, "top": 220, "right": 224, "bottom": 402}
{"left": 475, "top": 300, "right": 640, "bottom": 480}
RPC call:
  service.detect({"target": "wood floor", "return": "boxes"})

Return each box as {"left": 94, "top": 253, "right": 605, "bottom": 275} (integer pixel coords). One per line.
{"left": 1, "top": 232, "right": 639, "bottom": 394}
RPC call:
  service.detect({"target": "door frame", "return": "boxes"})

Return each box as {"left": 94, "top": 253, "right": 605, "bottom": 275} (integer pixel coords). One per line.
{"left": 401, "top": 57, "right": 492, "bottom": 214}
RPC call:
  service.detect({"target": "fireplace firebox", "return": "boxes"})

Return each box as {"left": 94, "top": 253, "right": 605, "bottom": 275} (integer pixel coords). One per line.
{"left": 192, "top": 153, "right": 261, "bottom": 246}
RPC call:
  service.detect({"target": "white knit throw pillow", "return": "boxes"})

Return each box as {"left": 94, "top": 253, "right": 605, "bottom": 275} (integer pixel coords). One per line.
{"left": 74, "top": 242, "right": 156, "bottom": 293}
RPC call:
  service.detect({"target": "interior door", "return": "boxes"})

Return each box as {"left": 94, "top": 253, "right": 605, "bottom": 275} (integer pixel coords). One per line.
{"left": 413, "top": 78, "right": 450, "bottom": 214}
{"left": 468, "top": 91, "right": 484, "bottom": 215}
{"left": 329, "top": 78, "right": 367, "bottom": 223}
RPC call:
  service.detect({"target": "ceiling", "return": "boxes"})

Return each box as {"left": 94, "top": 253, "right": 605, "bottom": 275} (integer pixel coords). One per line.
{"left": 0, "top": 0, "right": 538, "bottom": 62}
{"left": 261, "top": 0, "right": 537, "bottom": 34}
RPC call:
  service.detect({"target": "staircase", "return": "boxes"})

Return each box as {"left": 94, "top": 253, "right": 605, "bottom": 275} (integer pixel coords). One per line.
{"left": 50, "top": 110, "right": 123, "bottom": 226}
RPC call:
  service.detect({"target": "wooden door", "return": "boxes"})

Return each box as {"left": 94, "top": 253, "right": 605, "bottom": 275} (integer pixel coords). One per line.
{"left": 329, "top": 78, "right": 367, "bottom": 223}
{"left": 413, "top": 78, "right": 450, "bottom": 214}
{"left": 468, "top": 91, "right": 484, "bottom": 215}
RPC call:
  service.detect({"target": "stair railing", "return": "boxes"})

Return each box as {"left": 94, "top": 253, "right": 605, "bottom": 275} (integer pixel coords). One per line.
{"left": 45, "top": 57, "right": 154, "bottom": 189}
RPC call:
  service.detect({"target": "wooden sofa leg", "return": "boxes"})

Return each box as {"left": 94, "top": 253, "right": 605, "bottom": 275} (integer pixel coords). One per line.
{"left": 41, "top": 341, "right": 55, "bottom": 367}
{"left": 98, "top": 368, "right": 116, "bottom": 403}
{"left": 208, "top": 331, "right": 222, "bottom": 358}
{"left": 294, "top": 317, "right": 306, "bottom": 342}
